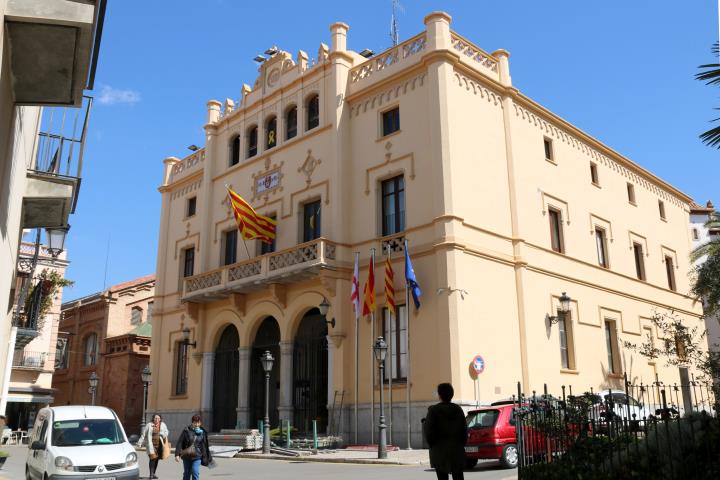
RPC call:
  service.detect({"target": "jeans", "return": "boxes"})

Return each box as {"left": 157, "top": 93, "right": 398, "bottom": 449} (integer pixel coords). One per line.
{"left": 182, "top": 457, "right": 201, "bottom": 480}
{"left": 435, "top": 471, "right": 464, "bottom": 480}
{"left": 149, "top": 457, "right": 159, "bottom": 476}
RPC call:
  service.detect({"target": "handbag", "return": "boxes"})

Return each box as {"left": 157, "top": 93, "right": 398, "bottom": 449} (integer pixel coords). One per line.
{"left": 161, "top": 438, "right": 171, "bottom": 460}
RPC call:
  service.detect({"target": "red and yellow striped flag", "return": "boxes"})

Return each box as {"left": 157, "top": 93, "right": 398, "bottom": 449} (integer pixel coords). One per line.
{"left": 226, "top": 187, "right": 277, "bottom": 244}
{"left": 384, "top": 256, "right": 396, "bottom": 316}
{"left": 362, "top": 254, "right": 375, "bottom": 316}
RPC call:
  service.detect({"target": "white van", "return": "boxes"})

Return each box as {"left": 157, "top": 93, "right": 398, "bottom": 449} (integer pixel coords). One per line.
{"left": 25, "top": 405, "right": 139, "bottom": 480}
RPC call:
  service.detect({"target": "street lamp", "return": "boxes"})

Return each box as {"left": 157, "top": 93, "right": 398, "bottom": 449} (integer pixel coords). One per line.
{"left": 547, "top": 292, "right": 572, "bottom": 325}
{"left": 260, "top": 350, "right": 274, "bottom": 454}
{"left": 140, "top": 366, "right": 151, "bottom": 433}
{"left": 46, "top": 225, "right": 70, "bottom": 258}
{"left": 182, "top": 326, "right": 196, "bottom": 348}
{"left": 318, "top": 297, "right": 335, "bottom": 328}
{"left": 373, "top": 337, "right": 388, "bottom": 459}
{"left": 88, "top": 372, "right": 98, "bottom": 406}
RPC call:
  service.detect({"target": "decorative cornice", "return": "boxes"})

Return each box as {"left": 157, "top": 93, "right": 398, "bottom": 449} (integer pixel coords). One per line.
{"left": 453, "top": 71, "right": 503, "bottom": 108}
{"left": 350, "top": 72, "right": 427, "bottom": 117}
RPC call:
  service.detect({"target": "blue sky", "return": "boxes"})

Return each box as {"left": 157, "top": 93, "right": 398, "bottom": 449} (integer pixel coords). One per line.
{"left": 61, "top": 0, "right": 719, "bottom": 300}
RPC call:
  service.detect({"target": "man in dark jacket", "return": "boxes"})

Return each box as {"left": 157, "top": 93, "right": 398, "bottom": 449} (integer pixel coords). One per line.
{"left": 175, "top": 414, "right": 212, "bottom": 480}
{"left": 425, "top": 383, "right": 468, "bottom": 480}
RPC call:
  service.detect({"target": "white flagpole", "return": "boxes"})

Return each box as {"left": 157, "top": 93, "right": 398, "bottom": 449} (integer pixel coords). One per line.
{"left": 369, "top": 247, "right": 376, "bottom": 445}
{"left": 386, "top": 244, "right": 394, "bottom": 445}
{"left": 405, "top": 239, "right": 412, "bottom": 449}
{"left": 353, "top": 252, "right": 359, "bottom": 444}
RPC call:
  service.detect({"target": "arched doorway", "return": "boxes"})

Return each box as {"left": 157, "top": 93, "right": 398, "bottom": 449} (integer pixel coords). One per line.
{"left": 250, "top": 317, "right": 280, "bottom": 429}
{"left": 293, "top": 308, "right": 328, "bottom": 434}
{"left": 212, "top": 325, "right": 239, "bottom": 432}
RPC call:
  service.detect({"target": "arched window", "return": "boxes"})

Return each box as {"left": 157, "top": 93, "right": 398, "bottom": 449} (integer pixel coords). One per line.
{"left": 266, "top": 116, "right": 277, "bottom": 149}
{"left": 229, "top": 135, "right": 240, "bottom": 166}
{"left": 131, "top": 306, "right": 143, "bottom": 325}
{"left": 306, "top": 95, "right": 319, "bottom": 130}
{"left": 285, "top": 105, "right": 297, "bottom": 140}
{"left": 247, "top": 125, "right": 258, "bottom": 158}
{"left": 84, "top": 333, "right": 98, "bottom": 366}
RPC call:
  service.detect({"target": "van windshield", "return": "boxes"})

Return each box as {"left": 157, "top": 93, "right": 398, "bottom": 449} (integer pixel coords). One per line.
{"left": 51, "top": 419, "right": 123, "bottom": 446}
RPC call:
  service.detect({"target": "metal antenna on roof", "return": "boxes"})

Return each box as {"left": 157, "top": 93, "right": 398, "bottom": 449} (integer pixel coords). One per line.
{"left": 390, "top": 0, "right": 400, "bottom": 46}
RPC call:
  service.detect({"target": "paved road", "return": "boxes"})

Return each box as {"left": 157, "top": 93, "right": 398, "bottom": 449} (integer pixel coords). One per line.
{"left": 0, "top": 446, "right": 517, "bottom": 480}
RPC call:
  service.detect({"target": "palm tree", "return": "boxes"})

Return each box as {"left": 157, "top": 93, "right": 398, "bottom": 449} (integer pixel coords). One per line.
{"left": 696, "top": 43, "right": 720, "bottom": 148}
{"left": 691, "top": 210, "right": 720, "bottom": 315}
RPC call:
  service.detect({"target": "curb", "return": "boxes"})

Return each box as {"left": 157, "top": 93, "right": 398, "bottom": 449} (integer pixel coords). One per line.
{"left": 234, "top": 453, "right": 427, "bottom": 466}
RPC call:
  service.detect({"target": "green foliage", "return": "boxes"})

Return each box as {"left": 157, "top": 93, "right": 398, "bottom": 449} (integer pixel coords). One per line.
{"left": 696, "top": 43, "right": 720, "bottom": 148}
{"left": 23, "top": 268, "right": 73, "bottom": 331}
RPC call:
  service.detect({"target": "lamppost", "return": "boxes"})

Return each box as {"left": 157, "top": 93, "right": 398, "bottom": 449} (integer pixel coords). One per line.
{"left": 373, "top": 337, "right": 388, "bottom": 459}
{"left": 318, "top": 297, "right": 335, "bottom": 328}
{"left": 546, "top": 292, "right": 572, "bottom": 325}
{"left": 88, "top": 372, "right": 98, "bottom": 406}
{"left": 140, "top": 366, "right": 151, "bottom": 432}
{"left": 260, "top": 350, "right": 274, "bottom": 454}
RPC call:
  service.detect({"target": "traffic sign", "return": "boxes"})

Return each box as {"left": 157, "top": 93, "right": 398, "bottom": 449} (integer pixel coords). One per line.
{"left": 472, "top": 355, "right": 485, "bottom": 375}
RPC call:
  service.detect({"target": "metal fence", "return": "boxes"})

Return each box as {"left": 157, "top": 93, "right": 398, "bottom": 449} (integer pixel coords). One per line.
{"left": 12, "top": 350, "right": 47, "bottom": 369}
{"left": 514, "top": 376, "right": 719, "bottom": 479}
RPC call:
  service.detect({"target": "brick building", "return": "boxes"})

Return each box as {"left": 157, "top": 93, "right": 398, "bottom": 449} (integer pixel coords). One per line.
{"left": 52, "top": 275, "right": 154, "bottom": 435}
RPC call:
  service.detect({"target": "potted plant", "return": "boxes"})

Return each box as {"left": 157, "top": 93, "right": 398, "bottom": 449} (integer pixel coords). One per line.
{"left": 0, "top": 450, "right": 9, "bottom": 469}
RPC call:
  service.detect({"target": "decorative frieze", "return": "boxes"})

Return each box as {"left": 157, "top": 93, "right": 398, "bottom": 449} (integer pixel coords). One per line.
{"left": 350, "top": 73, "right": 427, "bottom": 117}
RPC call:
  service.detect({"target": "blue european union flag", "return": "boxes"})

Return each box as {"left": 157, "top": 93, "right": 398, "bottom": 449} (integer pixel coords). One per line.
{"left": 404, "top": 245, "right": 422, "bottom": 310}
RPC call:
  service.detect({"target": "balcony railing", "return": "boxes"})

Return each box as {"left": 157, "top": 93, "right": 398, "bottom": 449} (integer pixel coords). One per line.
{"left": 12, "top": 351, "right": 47, "bottom": 370}
{"left": 22, "top": 96, "right": 93, "bottom": 229}
{"left": 183, "top": 238, "right": 341, "bottom": 302}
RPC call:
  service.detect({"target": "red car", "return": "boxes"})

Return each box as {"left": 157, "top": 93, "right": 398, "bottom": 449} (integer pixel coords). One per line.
{"left": 464, "top": 405, "right": 518, "bottom": 469}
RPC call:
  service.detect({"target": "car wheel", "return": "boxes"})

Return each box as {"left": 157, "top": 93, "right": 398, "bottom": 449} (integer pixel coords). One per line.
{"left": 465, "top": 458, "right": 478, "bottom": 469}
{"left": 500, "top": 444, "right": 519, "bottom": 469}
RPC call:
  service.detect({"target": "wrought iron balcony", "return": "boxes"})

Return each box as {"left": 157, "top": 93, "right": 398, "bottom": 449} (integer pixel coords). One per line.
{"left": 22, "top": 96, "right": 93, "bottom": 229}
{"left": 182, "top": 238, "right": 341, "bottom": 303}
{"left": 12, "top": 351, "right": 47, "bottom": 370}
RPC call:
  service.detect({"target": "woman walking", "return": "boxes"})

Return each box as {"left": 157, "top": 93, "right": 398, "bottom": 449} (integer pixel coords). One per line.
{"left": 175, "top": 414, "right": 212, "bottom": 480}
{"left": 425, "top": 383, "right": 468, "bottom": 480}
{"left": 137, "top": 413, "right": 169, "bottom": 479}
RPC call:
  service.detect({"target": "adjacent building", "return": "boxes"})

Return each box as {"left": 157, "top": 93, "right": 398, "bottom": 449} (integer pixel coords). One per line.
{"left": 151, "top": 12, "right": 706, "bottom": 445}
{"left": 52, "top": 275, "right": 154, "bottom": 435}
{"left": 0, "top": 0, "right": 106, "bottom": 415}
{"left": 690, "top": 201, "right": 720, "bottom": 358}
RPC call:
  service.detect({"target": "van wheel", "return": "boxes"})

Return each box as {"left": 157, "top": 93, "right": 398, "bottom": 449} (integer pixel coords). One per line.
{"left": 500, "top": 444, "right": 519, "bottom": 469}
{"left": 465, "top": 458, "right": 478, "bottom": 469}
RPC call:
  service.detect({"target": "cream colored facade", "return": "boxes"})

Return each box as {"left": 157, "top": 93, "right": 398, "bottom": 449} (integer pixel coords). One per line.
{"left": 152, "top": 12, "right": 705, "bottom": 445}
{"left": 3, "top": 243, "right": 68, "bottom": 430}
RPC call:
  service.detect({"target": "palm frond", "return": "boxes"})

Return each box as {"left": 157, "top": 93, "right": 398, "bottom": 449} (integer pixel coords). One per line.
{"left": 696, "top": 64, "right": 720, "bottom": 85}
{"left": 699, "top": 124, "right": 720, "bottom": 147}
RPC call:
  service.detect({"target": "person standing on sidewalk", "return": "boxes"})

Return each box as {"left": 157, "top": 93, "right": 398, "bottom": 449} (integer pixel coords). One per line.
{"left": 424, "top": 383, "right": 468, "bottom": 480}
{"left": 174, "top": 414, "right": 212, "bottom": 480}
{"left": 137, "top": 413, "right": 169, "bottom": 479}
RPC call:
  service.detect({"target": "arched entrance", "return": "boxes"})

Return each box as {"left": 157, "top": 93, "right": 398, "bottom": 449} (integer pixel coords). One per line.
{"left": 212, "top": 325, "right": 239, "bottom": 432}
{"left": 293, "top": 308, "right": 328, "bottom": 434}
{"left": 250, "top": 317, "right": 280, "bottom": 429}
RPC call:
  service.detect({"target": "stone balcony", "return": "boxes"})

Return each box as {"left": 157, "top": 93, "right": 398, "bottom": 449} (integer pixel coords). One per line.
{"left": 182, "top": 238, "right": 342, "bottom": 303}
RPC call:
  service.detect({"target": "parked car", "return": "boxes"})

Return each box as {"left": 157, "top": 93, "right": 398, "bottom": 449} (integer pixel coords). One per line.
{"left": 25, "top": 405, "right": 139, "bottom": 480}
{"left": 464, "top": 405, "right": 519, "bottom": 469}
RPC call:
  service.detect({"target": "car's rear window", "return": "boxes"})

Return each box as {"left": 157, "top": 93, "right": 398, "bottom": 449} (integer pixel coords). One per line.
{"left": 51, "top": 419, "right": 123, "bottom": 446}
{"left": 466, "top": 410, "right": 500, "bottom": 429}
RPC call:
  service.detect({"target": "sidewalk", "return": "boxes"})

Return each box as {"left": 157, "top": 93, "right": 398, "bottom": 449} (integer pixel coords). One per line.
{"left": 234, "top": 447, "right": 431, "bottom": 465}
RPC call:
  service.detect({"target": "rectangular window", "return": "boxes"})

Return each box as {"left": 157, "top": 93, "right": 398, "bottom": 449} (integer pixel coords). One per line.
{"left": 544, "top": 137, "right": 553, "bottom": 161}
{"left": 382, "top": 107, "right": 400, "bottom": 136}
{"left": 590, "top": 162, "right": 599, "bottom": 185}
{"left": 659, "top": 200, "right": 666, "bottom": 220}
{"left": 692, "top": 228, "right": 699, "bottom": 240}
{"left": 223, "top": 230, "right": 238, "bottom": 265}
{"left": 302, "top": 200, "right": 321, "bottom": 242}
{"left": 382, "top": 305, "right": 408, "bottom": 381}
{"left": 187, "top": 197, "right": 197, "bottom": 217}
{"left": 381, "top": 175, "right": 406, "bottom": 236}
{"left": 627, "top": 183, "right": 636, "bottom": 204}
{"left": 147, "top": 301, "right": 154, "bottom": 324}
{"left": 558, "top": 315, "right": 569, "bottom": 369}
{"left": 665, "top": 255, "right": 676, "bottom": 291}
{"left": 183, "top": 247, "right": 195, "bottom": 278}
{"left": 548, "top": 208, "right": 564, "bottom": 253}
{"left": 604, "top": 320, "right": 620, "bottom": 374}
{"left": 633, "top": 242, "right": 646, "bottom": 280}
{"left": 595, "top": 227, "right": 609, "bottom": 268}
{"left": 174, "top": 341, "right": 188, "bottom": 396}
{"left": 260, "top": 215, "right": 276, "bottom": 254}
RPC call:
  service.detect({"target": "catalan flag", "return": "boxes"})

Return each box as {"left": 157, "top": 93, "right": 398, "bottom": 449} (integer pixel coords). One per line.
{"left": 226, "top": 186, "right": 277, "bottom": 244}
{"left": 362, "top": 252, "right": 375, "bottom": 316}
{"left": 384, "top": 255, "right": 396, "bottom": 316}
